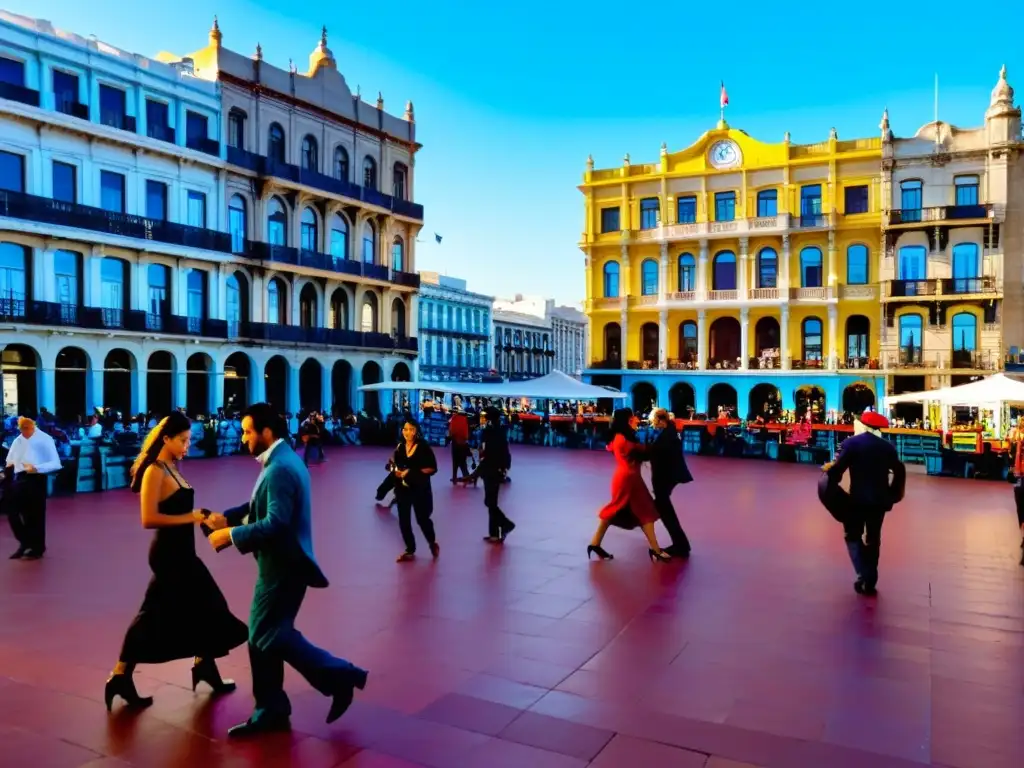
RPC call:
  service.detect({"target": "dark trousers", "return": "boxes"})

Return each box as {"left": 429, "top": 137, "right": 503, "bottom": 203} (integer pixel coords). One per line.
{"left": 7, "top": 474, "right": 47, "bottom": 553}
{"left": 249, "top": 578, "right": 363, "bottom": 721}
{"left": 1014, "top": 481, "right": 1024, "bottom": 528}
{"left": 396, "top": 489, "right": 436, "bottom": 553}
{"left": 450, "top": 443, "right": 471, "bottom": 480}
{"left": 653, "top": 486, "right": 690, "bottom": 553}
{"left": 483, "top": 474, "right": 513, "bottom": 537}
{"left": 375, "top": 473, "right": 395, "bottom": 501}
{"left": 303, "top": 439, "right": 324, "bottom": 465}
{"left": 842, "top": 506, "right": 886, "bottom": 587}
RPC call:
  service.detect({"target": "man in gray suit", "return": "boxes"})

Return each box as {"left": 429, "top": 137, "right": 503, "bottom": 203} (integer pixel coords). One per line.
{"left": 206, "top": 403, "right": 368, "bottom": 737}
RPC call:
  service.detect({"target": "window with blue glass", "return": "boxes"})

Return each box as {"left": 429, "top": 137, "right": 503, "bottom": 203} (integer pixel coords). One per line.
{"left": 801, "top": 318, "right": 823, "bottom": 361}
{"left": 639, "top": 198, "right": 660, "bottom": 230}
{"left": 677, "top": 253, "right": 695, "bottom": 291}
{"left": 187, "top": 269, "right": 206, "bottom": 321}
{"left": 229, "top": 195, "right": 246, "bottom": 253}
{"left": 679, "top": 321, "right": 698, "bottom": 359}
{"left": 267, "top": 197, "right": 288, "bottom": 246}
{"left": 757, "top": 248, "right": 777, "bottom": 288}
{"left": 712, "top": 251, "right": 736, "bottom": 290}
{"left": 756, "top": 190, "right": 777, "bottom": 217}
{"left": 952, "top": 312, "right": 977, "bottom": 351}
{"left": 0, "top": 243, "right": 27, "bottom": 305}
{"left": 145, "top": 180, "right": 167, "bottom": 220}
{"left": 54, "top": 250, "right": 80, "bottom": 309}
{"left": 100, "top": 257, "right": 126, "bottom": 311}
{"left": 800, "top": 247, "right": 823, "bottom": 288}
{"left": 300, "top": 207, "right": 318, "bottom": 251}
{"left": 954, "top": 176, "right": 979, "bottom": 206}
{"left": 146, "top": 100, "right": 171, "bottom": 141}
{"left": 844, "top": 185, "right": 869, "bottom": 214}
{"left": 100, "top": 170, "right": 125, "bottom": 213}
{"left": 951, "top": 242, "right": 980, "bottom": 292}
{"left": 800, "top": 185, "right": 822, "bottom": 216}
{"left": 329, "top": 214, "right": 348, "bottom": 260}
{"left": 187, "top": 191, "right": 206, "bottom": 228}
{"left": 362, "top": 221, "right": 376, "bottom": 263}
{"left": 900, "top": 180, "right": 922, "bottom": 219}
{"left": 714, "top": 192, "right": 736, "bottom": 222}
{"left": 0, "top": 57, "right": 24, "bottom": 86}
{"left": 52, "top": 161, "right": 76, "bottom": 204}
{"left": 677, "top": 196, "right": 697, "bottom": 223}
{"left": 640, "top": 259, "right": 658, "bottom": 295}
{"left": 98, "top": 84, "right": 127, "bottom": 128}
{"left": 52, "top": 70, "right": 79, "bottom": 111}
{"left": 898, "top": 313, "right": 923, "bottom": 350}
{"left": 846, "top": 244, "right": 868, "bottom": 285}
{"left": 845, "top": 315, "right": 870, "bottom": 360}
{"left": 0, "top": 151, "right": 25, "bottom": 193}
{"left": 600, "top": 207, "right": 620, "bottom": 233}
{"left": 602, "top": 262, "right": 619, "bottom": 297}
{"left": 147, "top": 264, "right": 168, "bottom": 319}
{"left": 897, "top": 245, "right": 926, "bottom": 280}
{"left": 186, "top": 111, "right": 208, "bottom": 145}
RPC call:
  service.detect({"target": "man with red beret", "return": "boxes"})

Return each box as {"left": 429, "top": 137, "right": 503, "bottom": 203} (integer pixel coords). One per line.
{"left": 825, "top": 408, "right": 906, "bottom": 596}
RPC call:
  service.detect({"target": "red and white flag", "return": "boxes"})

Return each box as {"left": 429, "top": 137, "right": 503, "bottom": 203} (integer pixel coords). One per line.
{"left": 720, "top": 81, "right": 729, "bottom": 109}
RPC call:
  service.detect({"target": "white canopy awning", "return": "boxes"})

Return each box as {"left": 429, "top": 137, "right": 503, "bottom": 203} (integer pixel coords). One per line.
{"left": 886, "top": 373, "right": 1024, "bottom": 406}
{"left": 359, "top": 370, "right": 628, "bottom": 400}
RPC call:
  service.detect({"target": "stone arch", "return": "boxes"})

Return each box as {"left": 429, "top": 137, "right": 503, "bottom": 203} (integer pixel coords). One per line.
{"left": 630, "top": 381, "right": 657, "bottom": 416}
{"left": 328, "top": 286, "right": 352, "bottom": 330}
{"left": 708, "top": 382, "right": 738, "bottom": 417}
{"left": 265, "top": 355, "right": 290, "bottom": 414}
{"left": 669, "top": 382, "right": 694, "bottom": 418}
{"left": 186, "top": 352, "right": 214, "bottom": 417}
{"left": 842, "top": 382, "right": 876, "bottom": 415}
{"left": 0, "top": 343, "right": 39, "bottom": 417}
{"left": 223, "top": 351, "right": 254, "bottom": 413}
{"left": 795, "top": 385, "right": 826, "bottom": 420}
{"left": 332, "top": 359, "right": 353, "bottom": 415}
{"left": 748, "top": 382, "right": 781, "bottom": 421}
{"left": 102, "top": 348, "right": 138, "bottom": 416}
{"left": 147, "top": 350, "right": 175, "bottom": 418}
{"left": 361, "top": 360, "right": 383, "bottom": 417}
{"left": 54, "top": 346, "right": 90, "bottom": 422}
{"left": 299, "top": 357, "right": 323, "bottom": 413}
{"left": 298, "top": 281, "right": 319, "bottom": 328}
{"left": 360, "top": 290, "right": 380, "bottom": 333}
{"left": 391, "top": 296, "right": 407, "bottom": 336}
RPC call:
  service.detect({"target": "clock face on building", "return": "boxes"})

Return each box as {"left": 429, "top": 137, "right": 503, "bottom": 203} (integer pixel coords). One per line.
{"left": 708, "top": 140, "right": 741, "bottom": 169}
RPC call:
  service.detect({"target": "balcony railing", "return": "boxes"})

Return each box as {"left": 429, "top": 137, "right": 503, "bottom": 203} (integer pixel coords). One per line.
{"left": 55, "top": 98, "right": 89, "bottom": 120}
{"left": 419, "top": 325, "right": 489, "bottom": 340}
{"left": 147, "top": 124, "right": 176, "bottom": 143}
{"left": 884, "top": 279, "right": 939, "bottom": 298}
{"left": 99, "top": 112, "right": 137, "bottom": 133}
{"left": 789, "top": 286, "right": 832, "bottom": 300}
{"left": 795, "top": 213, "right": 826, "bottom": 228}
{"left": 888, "top": 204, "right": 993, "bottom": 225}
{"left": 186, "top": 136, "right": 220, "bottom": 157}
{"left": 390, "top": 270, "right": 421, "bottom": 289}
{"left": 0, "top": 81, "right": 40, "bottom": 107}
{"left": 938, "top": 277, "right": 1000, "bottom": 295}
{"left": 951, "top": 350, "right": 1000, "bottom": 371}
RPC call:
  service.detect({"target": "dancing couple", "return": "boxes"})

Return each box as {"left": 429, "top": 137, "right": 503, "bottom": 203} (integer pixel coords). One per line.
{"left": 105, "top": 405, "right": 368, "bottom": 736}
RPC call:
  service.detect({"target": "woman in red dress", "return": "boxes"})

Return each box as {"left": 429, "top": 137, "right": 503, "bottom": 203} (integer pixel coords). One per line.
{"left": 588, "top": 408, "right": 671, "bottom": 562}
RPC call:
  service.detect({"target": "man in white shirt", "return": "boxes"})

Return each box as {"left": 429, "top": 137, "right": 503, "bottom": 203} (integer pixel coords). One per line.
{"left": 4, "top": 417, "right": 62, "bottom": 559}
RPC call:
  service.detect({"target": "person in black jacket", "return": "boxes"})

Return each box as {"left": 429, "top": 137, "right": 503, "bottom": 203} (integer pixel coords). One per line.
{"left": 477, "top": 406, "right": 514, "bottom": 543}
{"left": 647, "top": 409, "right": 693, "bottom": 556}
{"left": 824, "top": 409, "right": 906, "bottom": 596}
{"left": 391, "top": 418, "right": 440, "bottom": 562}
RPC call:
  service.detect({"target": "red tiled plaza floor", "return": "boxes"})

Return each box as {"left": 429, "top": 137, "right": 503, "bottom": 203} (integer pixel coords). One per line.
{"left": 1, "top": 446, "right": 1022, "bottom": 768}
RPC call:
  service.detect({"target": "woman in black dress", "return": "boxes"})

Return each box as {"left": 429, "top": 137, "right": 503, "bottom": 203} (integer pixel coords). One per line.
{"left": 104, "top": 412, "right": 249, "bottom": 711}
{"left": 477, "top": 406, "right": 514, "bottom": 543}
{"left": 393, "top": 418, "right": 440, "bottom": 562}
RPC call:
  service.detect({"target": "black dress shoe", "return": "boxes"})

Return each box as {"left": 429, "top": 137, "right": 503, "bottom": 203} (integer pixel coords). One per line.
{"left": 9, "top": 548, "right": 26, "bottom": 559}
{"left": 22, "top": 549, "right": 43, "bottom": 560}
{"left": 326, "top": 668, "right": 369, "bottom": 724}
{"left": 227, "top": 716, "right": 291, "bottom": 738}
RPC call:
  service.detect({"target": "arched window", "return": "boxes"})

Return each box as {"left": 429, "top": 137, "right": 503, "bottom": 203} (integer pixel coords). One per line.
{"left": 266, "top": 278, "right": 286, "bottom": 325}
{"left": 267, "top": 123, "right": 286, "bottom": 163}
{"left": 679, "top": 320, "right": 697, "bottom": 361}
{"left": 334, "top": 146, "right": 349, "bottom": 181}
{"left": 391, "top": 237, "right": 404, "bottom": 271}
{"left": 677, "top": 253, "right": 695, "bottom": 292}
{"left": 392, "top": 162, "right": 408, "bottom": 200}
{"left": 603, "top": 322, "right": 621, "bottom": 362}
{"left": 800, "top": 247, "right": 823, "bottom": 288}
{"left": 299, "top": 283, "right": 317, "bottom": 328}
{"left": 228, "top": 195, "right": 247, "bottom": 253}
{"left": 300, "top": 135, "right": 318, "bottom": 171}
{"left": 362, "top": 156, "right": 377, "bottom": 190}
{"left": 225, "top": 272, "right": 246, "bottom": 332}
{"left": 300, "top": 207, "right": 318, "bottom": 252}
{"left": 801, "top": 317, "right": 823, "bottom": 362}
{"left": 845, "top": 315, "right": 870, "bottom": 363}
{"left": 757, "top": 248, "right": 777, "bottom": 289}
{"left": 951, "top": 312, "right": 977, "bottom": 356}
{"left": 847, "top": 244, "right": 869, "bottom": 285}
{"left": 898, "top": 313, "right": 924, "bottom": 365}
{"left": 602, "top": 262, "right": 619, "bottom": 298}
{"left": 712, "top": 251, "right": 736, "bottom": 291}
{"left": 897, "top": 245, "right": 927, "bottom": 283}
{"left": 361, "top": 295, "right": 378, "bottom": 333}
{"left": 640, "top": 259, "right": 658, "bottom": 296}
{"left": 951, "top": 243, "right": 980, "bottom": 292}
{"left": 329, "top": 214, "right": 349, "bottom": 260}
{"left": 267, "top": 197, "right": 288, "bottom": 246}
{"left": 361, "top": 220, "right": 376, "bottom": 264}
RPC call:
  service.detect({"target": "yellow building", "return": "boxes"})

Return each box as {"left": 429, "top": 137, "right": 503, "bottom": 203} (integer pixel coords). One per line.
{"left": 579, "top": 119, "right": 887, "bottom": 420}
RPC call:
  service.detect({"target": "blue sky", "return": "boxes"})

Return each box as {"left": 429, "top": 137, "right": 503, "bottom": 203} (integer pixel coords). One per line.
{"left": 19, "top": 1, "right": 1023, "bottom": 306}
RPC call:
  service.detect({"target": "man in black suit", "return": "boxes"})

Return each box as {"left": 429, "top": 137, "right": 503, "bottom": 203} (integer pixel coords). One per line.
{"left": 825, "top": 409, "right": 906, "bottom": 596}
{"left": 647, "top": 409, "right": 694, "bottom": 557}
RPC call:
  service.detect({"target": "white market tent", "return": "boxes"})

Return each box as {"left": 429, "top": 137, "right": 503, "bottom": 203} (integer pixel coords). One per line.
{"left": 358, "top": 370, "right": 628, "bottom": 400}
{"left": 885, "top": 373, "right": 1024, "bottom": 434}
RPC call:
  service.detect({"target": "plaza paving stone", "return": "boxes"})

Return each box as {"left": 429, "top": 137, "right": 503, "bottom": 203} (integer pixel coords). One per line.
{"left": 0, "top": 445, "right": 1021, "bottom": 767}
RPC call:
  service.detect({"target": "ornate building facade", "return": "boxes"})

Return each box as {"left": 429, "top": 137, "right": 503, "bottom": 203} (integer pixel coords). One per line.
{"left": 492, "top": 295, "right": 553, "bottom": 380}
{"left": 0, "top": 13, "right": 422, "bottom": 421}
{"left": 416, "top": 272, "right": 493, "bottom": 382}
{"left": 550, "top": 304, "right": 587, "bottom": 378}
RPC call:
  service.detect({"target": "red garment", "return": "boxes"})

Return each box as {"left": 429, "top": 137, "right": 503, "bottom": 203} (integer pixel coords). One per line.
{"left": 449, "top": 413, "right": 469, "bottom": 445}
{"left": 596, "top": 434, "right": 660, "bottom": 525}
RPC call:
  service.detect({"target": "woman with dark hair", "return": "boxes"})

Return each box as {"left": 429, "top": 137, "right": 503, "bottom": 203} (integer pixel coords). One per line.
{"left": 588, "top": 407, "right": 671, "bottom": 562}
{"left": 477, "top": 406, "right": 514, "bottom": 542}
{"left": 104, "top": 412, "right": 248, "bottom": 711}
{"left": 392, "top": 417, "right": 440, "bottom": 562}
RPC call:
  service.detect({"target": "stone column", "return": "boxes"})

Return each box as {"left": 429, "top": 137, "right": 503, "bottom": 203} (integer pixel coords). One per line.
{"left": 739, "top": 237, "right": 749, "bottom": 299}
{"left": 88, "top": 368, "right": 104, "bottom": 412}
{"left": 827, "top": 230, "right": 837, "bottom": 291}
{"left": 828, "top": 304, "right": 838, "bottom": 370}
{"left": 697, "top": 309, "right": 707, "bottom": 370}
{"left": 658, "top": 242, "right": 668, "bottom": 302}
{"left": 619, "top": 306, "right": 629, "bottom": 367}
{"left": 698, "top": 239, "right": 709, "bottom": 297}
{"left": 321, "top": 362, "right": 333, "bottom": 413}
{"left": 781, "top": 234, "right": 791, "bottom": 292}
{"left": 287, "top": 363, "right": 301, "bottom": 415}
{"left": 780, "top": 305, "right": 791, "bottom": 370}
{"left": 659, "top": 308, "right": 668, "bottom": 370}
{"left": 37, "top": 367, "right": 56, "bottom": 413}
{"left": 740, "top": 307, "right": 750, "bottom": 370}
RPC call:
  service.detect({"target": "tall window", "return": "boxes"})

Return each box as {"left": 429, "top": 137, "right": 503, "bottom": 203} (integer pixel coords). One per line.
{"left": 267, "top": 123, "right": 286, "bottom": 163}
{"left": 146, "top": 100, "right": 171, "bottom": 141}
{"left": 712, "top": 251, "right": 736, "bottom": 291}
{"left": 227, "top": 108, "right": 245, "bottom": 149}
{"left": 640, "top": 259, "right": 658, "bottom": 295}
{"left": 362, "top": 156, "right": 377, "bottom": 190}
{"left": 226, "top": 273, "right": 243, "bottom": 332}
{"left": 334, "top": 147, "right": 349, "bottom": 181}
{"left": 952, "top": 312, "right": 977, "bottom": 352}
{"left": 0, "top": 243, "right": 27, "bottom": 308}
{"left": 677, "top": 196, "right": 697, "bottom": 223}
{"left": 330, "top": 214, "right": 349, "bottom": 260}
{"left": 714, "top": 192, "right": 735, "bottom": 222}
{"left": 0, "top": 151, "right": 25, "bottom": 193}
{"left": 185, "top": 111, "right": 209, "bottom": 149}
{"left": 54, "top": 250, "right": 80, "bottom": 310}
{"left": 845, "top": 185, "right": 869, "bottom": 214}
{"left": 679, "top": 321, "right": 697, "bottom": 360}
{"left": 100, "top": 170, "right": 125, "bottom": 213}
{"left": 600, "top": 207, "right": 620, "bottom": 233}
{"left": 801, "top": 318, "right": 823, "bottom": 362}
{"left": 300, "top": 207, "right": 318, "bottom": 252}
{"left": 800, "top": 247, "right": 823, "bottom": 288}
{"left": 98, "top": 84, "right": 127, "bottom": 129}
{"left": 602, "top": 262, "right": 619, "bottom": 297}
{"left": 147, "top": 263, "right": 169, "bottom": 319}
{"left": 899, "top": 314, "right": 923, "bottom": 365}
{"left": 757, "top": 248, "right": 777, "bottom": 289}
{"left": 146, "top": 180, "right": 168, "bottom": 220}
{"left": 847, "top": 244, "right": 869, "bottom": 285}
{"left": 267, "top": 197, "right": 288, "bottom": 246}
{"left": 900, "top": 180, "right": 923, "bottom": 219}
{"left": 267, "top": 279, "right": 285, "bottom": 324}
{"left": 100, "top": 257, "right": 126, "bottom": 311}
{"left": 757, "top": 189, "right": 777, "bottom": 217}
{"left": 362, "top": 220, "right": 376, "bottom": 263}
{"left": 391, "top": 237, "right": 404, "bottom": 271}
{"left": 52, "top": 161, "right": 77, "bottom": 203}
{"left": 951, "top": 242, "right": 979, "bottom": 291}
{"left": 228, "top": 195, "right": 246, "bottom": 253}
{"left": 800, "top": 184, "right": 822, "bottom": 216}
{"left": 639, "top": 198, "right": 659, "bottom": 229}
{"left": 954, "top": 175, "right": 979, "bottom": 207}
{"left": 678, "top": 253, "right": 696, "bottom": 291}
{"left": 186, "top": 190, "right": 206, "bottom": 228}
{"left": 897, "top": 245, "right": 926, "bottom": 281}
{"left": 846, "top": 315, "right": 870, "bottom": 361}
{"left": 301, "top": 135, "right": 318, "bottom": 171}
{"left": 393, "top": 163, "right": 408, "bottom": 200}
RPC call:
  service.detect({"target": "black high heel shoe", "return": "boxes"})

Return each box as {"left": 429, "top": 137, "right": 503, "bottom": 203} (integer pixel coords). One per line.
{"left": 191, "top": 659, "right": 236, "bottom": 694}
{"left": 587, "top": 545, "right": 613, "bottom": 560}
{"left": 104, "top": 673, "right": 154, "bottom": 712}
{"left": 648, "top": 549, "right": 672, "bottom": 563}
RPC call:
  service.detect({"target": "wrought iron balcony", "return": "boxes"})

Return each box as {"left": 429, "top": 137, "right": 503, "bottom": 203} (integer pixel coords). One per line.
{"left": 884, "top": 279, "right": 939, "bottom": 298}
{"left": 938, "top": 277, "right": 1000, "bottom": 295}
{"left": 55, "top": 97, "right": 89, "bottom": 120}
{"left": 888, "top": 204, "right": 993, "bottom": 226}
{"left": 390, "top": 270, "right": 420, "bottom": 289}
{"left": 147, "top": 124, "right": 176, "bottom": 144}
{"left": 99, "top": 111, "right": 136, "bottom": 133}
{"left": 0, "top": 82, "right": 40, "bottom": 107}
{"left": 186, "top": 136, "right": 220, "bottom": 157}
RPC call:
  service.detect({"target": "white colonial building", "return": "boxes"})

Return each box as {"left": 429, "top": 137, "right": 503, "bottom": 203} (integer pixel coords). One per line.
{"left": 491, "top": 295, "right": 553, "bottom": 380}
{"left": 417, "top": 272, "right": 493, "bottom": 382}
{"left": 0, "top": 13, "right": 422, "bottom": 422}
{"left": 550, "top": 304, "right": 587, "bottom": 378}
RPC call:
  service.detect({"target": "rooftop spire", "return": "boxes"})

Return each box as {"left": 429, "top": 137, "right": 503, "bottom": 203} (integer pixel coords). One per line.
{"left": 209, "top": 15, "right": 222, "bottom": 46}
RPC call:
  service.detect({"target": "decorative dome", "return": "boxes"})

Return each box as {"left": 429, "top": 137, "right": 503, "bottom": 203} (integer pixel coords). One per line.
{"left": 990, "top": 65, "right": 1014, "bottom": 108}
{"left": 308, "top": 25, "right": 336, "bottom": 75}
